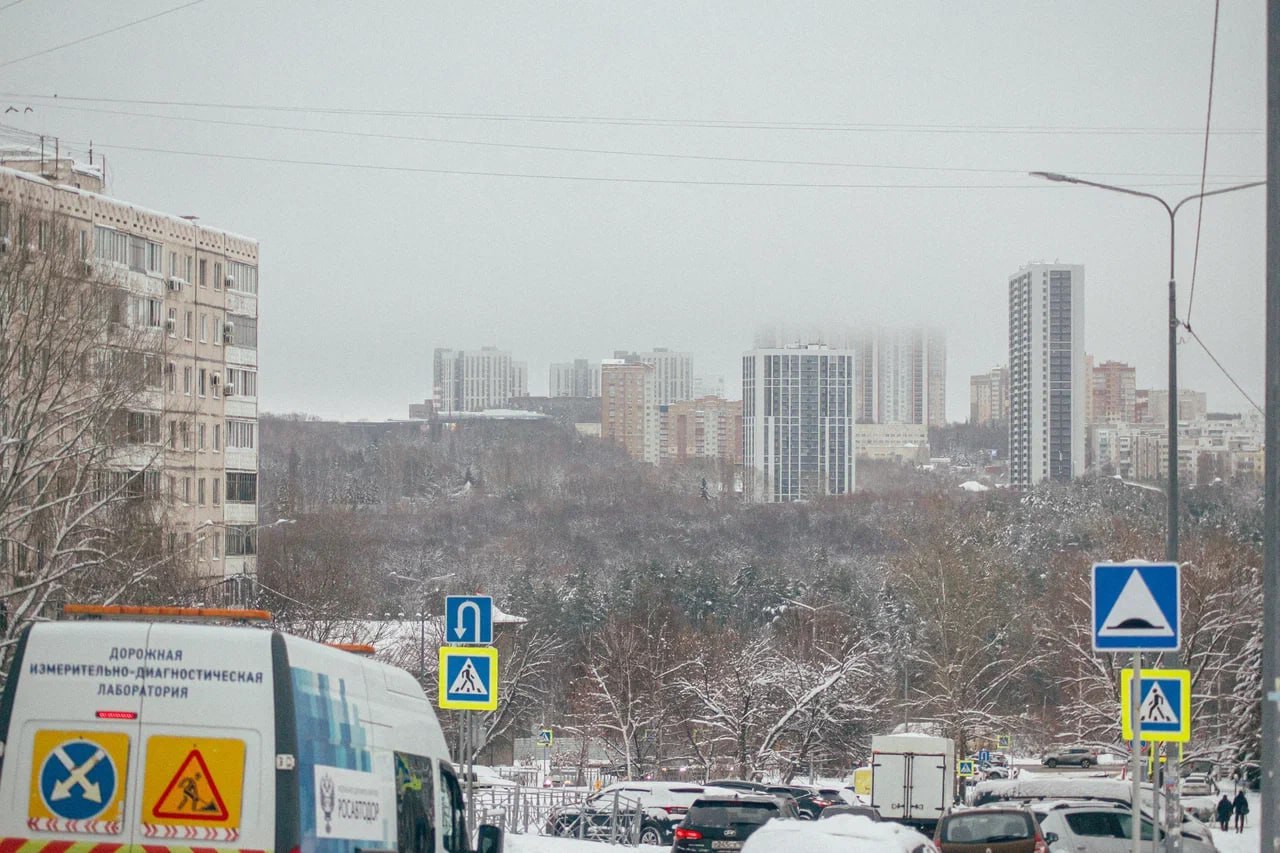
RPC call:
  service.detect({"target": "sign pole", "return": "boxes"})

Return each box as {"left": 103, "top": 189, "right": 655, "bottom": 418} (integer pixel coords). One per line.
{"left": 1131, "top": 653, "right": 1143, "bottom": 853}
{"left": 466, "top": 712, "right": 475, "bottom": 839}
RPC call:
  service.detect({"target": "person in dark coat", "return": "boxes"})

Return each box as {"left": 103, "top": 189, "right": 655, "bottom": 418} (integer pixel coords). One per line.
{"left": 1233, "top": 789, "right": 1250, "bottom": 832}
{"left": 1216, "top": 794, "right": 1233, "bottom": 832}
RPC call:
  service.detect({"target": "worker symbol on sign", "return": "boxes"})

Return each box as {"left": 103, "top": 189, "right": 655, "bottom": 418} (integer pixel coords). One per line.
{"left": 152, "top": 750, "right": 229, "bottom": 822}
{"left": 1140, "top": 682, "right": 1176, "bottom": 724}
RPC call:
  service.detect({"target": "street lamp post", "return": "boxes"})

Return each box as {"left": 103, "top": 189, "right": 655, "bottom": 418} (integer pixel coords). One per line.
{"left": 1030, "top": 171, "right": 1264, "bottom": 851}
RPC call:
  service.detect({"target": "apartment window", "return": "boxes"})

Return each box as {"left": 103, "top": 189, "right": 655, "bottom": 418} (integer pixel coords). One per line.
{"left": 180, "top": 422, "right": 190, "bottom": 450}
{"left": 183, "top": 366, "right": 192, "bottom": 395}
{"left": 168, "top": 475, "right": 176, "bottom": 499}
{"left": 226, "top": 418, "right": 255, "bottom": 448}
{"left": 199, "top": 258, "right": 208, "bottom": 287}
{"left": 169, "top": 420, "right": 177, "bottom": 449}
{"left": 185, "top": 255, "right": 193, "bottom": 283}
{"left": 212, "top": 477, "right": 221, "bottom": 505}
{"left": 227, "top": 315, "right": 257, "bottom": 349}
{"left": 226, "top": 260, "right": 258, "bottom": 294}
{"left": 167, "top": 307, "right": 177, "bottom": 337}
{"left": 198, "top": 368, "right": 206, "bottom": 397}
{"left": 211, "top": 531, "right": 220, "bottom": 559}
{"left": 0, "top": 201, "right": 7, "bottom": 238}
{"left": 197, "top": 423, "right": 206, "bottom": 449}
{"left": 93, "top": 226, "right": 129, "bottom": 265}
{"left": 36, "top": 220, "right": 49, "bottom": 251}
{"left": 226, "top": 472, "right": 256, "bottom": 503}
{"left": 147, "top": 241, "right": 163, "bottom": 273}
{"left": 213, "top": 261, "right": 223, "bottom": 290}
{"left": 182, "top": 477, "right": 191, "bottom": 503}
{"left": 213, "top": 312, "right": 223, "bottom": 346}
{"left": 226, "top": 525, "right": 255, "bottom": 556}
{"left": 167, "top": 362, "right": 176, "bottom": 392}
{"left": 169, "top": 251, "right": 177, "bottom": 277}
{"left": 184, "top": 311, "right": 193, "bottom": 340}
{"left": 197, "top": 478, "right": 206, "bottom": 506}
{"left": 213, "top": 424, "right": 221, "bottom": 451}
{"left": 147, "top": 298, "right": 163, "bottom": 328}
{"left": 226, "top": 369, "right": 257, "bottom": 398}
{"left": 199, "top": 314, "right": 208, "bottom": 343}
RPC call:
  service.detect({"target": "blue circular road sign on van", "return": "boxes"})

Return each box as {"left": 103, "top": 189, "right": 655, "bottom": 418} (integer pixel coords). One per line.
{"left": 39, "top": 739, "right": 118, "bottom": 821}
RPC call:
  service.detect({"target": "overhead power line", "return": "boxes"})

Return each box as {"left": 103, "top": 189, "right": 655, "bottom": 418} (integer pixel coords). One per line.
{"left": 0, "top": 1, "right": 204, "bottom": 70}
{"left": 65, "top": 138, "right": 1262, "bottom": 190}
{"left": 1, "top": 91, "right": 1264, "bottom": 136}
{"left": 16, "top": 101, "right": 1266, "bottom": 182}
{"left": 1183, "top": 325, "right": 1263, "bottom": 415}
{"left": 1186, "top": 0, "right": 1222, "bottom": 326}
{"left": 0, "top": 0, "right": 28, "bottom": 13}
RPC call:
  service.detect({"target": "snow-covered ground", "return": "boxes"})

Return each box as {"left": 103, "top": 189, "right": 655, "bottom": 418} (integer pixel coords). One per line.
{"left": 1206, "top": 791, "right": 1260, "bottom": 853}
{"left": 505, "top": 837, "right": 665, "bottom": 853}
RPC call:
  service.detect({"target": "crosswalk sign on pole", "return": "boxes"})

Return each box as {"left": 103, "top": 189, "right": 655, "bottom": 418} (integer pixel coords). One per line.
{"left": 1092, "top": 562, "right": 1181, "bottom": 652}
{"left": 996, "top": 734, "right": 1011, "bottom": 750}
{"left": 537, "top": 729, "right": 554, "bottom": 747}
{"left": 958, "top": 760, "right": 976, "bottom": 778}
{"left": 438, "top": 646, "right": 499, "bottom": 711}
{"left": 1120, "top": 668, "right": 1191, "bottom": 742}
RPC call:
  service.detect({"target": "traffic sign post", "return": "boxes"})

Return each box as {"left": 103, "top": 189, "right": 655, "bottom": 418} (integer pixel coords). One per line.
{"left": 446, "top": 595, "right": 493, "bottom": 645}
{"left": 1092, "top": 561, "right": 1180, "bottom": 853}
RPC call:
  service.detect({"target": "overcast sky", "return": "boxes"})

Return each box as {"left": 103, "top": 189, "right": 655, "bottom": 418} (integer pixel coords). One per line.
{"left": 0, "top": 2, "right": 1267, "bottom": 421}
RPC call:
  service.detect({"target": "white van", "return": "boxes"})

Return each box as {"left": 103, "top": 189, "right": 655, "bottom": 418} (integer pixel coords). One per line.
{"left": 0, "top": 606, "right": 503, "bottom": 853}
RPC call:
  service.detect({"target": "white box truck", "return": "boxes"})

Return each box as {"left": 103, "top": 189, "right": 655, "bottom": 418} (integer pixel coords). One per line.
{"left": 869, "top": 733, "right": 955, "bottom": 833}
{"left": 0, "top": 604, "right": 504, "bottom": 853}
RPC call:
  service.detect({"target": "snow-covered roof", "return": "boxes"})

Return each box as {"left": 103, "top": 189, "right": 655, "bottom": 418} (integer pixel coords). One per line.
{"left": 959, "top": 481, "right": 990, "bottom": 492}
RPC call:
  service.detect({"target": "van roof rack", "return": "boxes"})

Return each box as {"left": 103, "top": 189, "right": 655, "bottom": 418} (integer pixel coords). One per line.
{"left": 328, "top": 643, "right": 377, "bottom": 655}
{"left": 64, "top": 604, "right": 273, "bottom": 622}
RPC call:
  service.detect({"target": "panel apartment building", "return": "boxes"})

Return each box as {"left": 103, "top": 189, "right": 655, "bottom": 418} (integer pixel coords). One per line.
{"left": 0, "top": 152, "right": 260, "bottom": 581}
{"left": 549, "top": 358, "right": 601, "bottom": 398}
{"left": 742, "top": 344, "right": 856, "bottom": 502}
{"left": 1008, "top": 262, "right": 1086, "bottom": 487}
{"left": 433, "top": 346, "right": 528, "bottom": 413}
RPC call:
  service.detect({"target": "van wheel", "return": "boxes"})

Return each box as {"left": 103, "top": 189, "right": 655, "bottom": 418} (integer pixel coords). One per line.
{"left": 1080, "top": 759, "right": 1092, "bottom": 769}
{"left": 638, "top": 823, "right": 663, "bottom": 845}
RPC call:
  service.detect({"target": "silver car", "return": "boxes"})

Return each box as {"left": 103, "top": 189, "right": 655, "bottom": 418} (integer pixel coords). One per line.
{"left": 1032, "top": 802, "right": 1217, "bottom": 853}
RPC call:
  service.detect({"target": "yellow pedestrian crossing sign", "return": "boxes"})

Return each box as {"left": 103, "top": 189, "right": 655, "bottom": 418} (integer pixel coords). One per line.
{"left": 996, "top": 734, "right": 1011, "bottom": 750}
{"left": 957, "top": 760, "right": 976, "bottom": 778}
{"left": 1120, "top": 668, "right": 1191, "bottom": 742}
{"left": 438, "top": 646, "right": 498, "bottom": 711}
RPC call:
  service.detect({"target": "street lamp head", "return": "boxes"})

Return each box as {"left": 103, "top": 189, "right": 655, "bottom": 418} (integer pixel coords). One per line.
{"left": 1028, "top": 171, "right": 1073, "bottom": 183}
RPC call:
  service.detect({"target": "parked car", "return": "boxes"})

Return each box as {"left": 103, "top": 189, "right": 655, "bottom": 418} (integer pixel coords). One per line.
{"left": 673, "top": 794, "right": 786, "bottom": 852}
{"left": 706, "top": 779, "right": 772, "bottom": 794}
{"left": 1029, "top": 800, "right": 1217, "bottom": 853}
{"left": 933, "top": 806, "right": 1046, "bottom": 853}
{"left": 544, "top": 781, "right": 720, "bottom": 845}
{"left": 1040, "top": 746, "right": 1100, "bottom": 768}
{"left": 820, "top": 804, "right": 882, "bottom": 821}
{"left": 1181, "top": 773, "right": 1218, "bottom": 797}
{"left": 766, "top": 784, "right": 842, "bottom": 819}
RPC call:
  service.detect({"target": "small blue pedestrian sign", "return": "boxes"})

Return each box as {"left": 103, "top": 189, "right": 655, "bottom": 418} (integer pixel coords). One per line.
{"left": 438, "top": 646, "right": 498, "bottom": 711}
{"left": 1092, "top": 562, "right": 1180, "bottom": 651}
{"left": 537, "top": 729, "right": 554, "bottom": 748}
{"left": 1120, "top": 668, "right": 1191, "bottom": 743}
{"left": 446, "top": 595, "right": 493, "bottom": 644}
{"left": 39, "top": 739, "right": 118, "bottom": 820}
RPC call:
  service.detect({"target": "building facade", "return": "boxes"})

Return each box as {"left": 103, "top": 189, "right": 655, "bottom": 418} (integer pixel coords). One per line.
{"left": 549, "top": 358, "right": 601, "bottom": 398}
{"left": 1091, "top": 359, "right": 1137, "bottom": 424}
{"left": 601, "top": 359, "right": 658, "bottom": 464}
{"left": 614, "top": 348, "right": 693, "bottom": 406}
{"left": 969, "top": 365, "right": 1010, "bottom": 425}
{"left": 0, "top": 158, "right": 260, "bottom": 582}
{"left": 433, "top": 346, "right": 528, "bottom": 413}
{"left": 1008, "top": 262, "right": 1086, "bottom": 487}
{"left": 662, "top": 396, "right": 742, "bottom": 465}
{"left": 742, "top": 345, "right": 856, "bottom": 502}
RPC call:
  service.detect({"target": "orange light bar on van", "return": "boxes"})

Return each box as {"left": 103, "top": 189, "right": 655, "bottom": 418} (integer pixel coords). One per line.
{"left": 328, "top": 643, "right": 377, "bottom": 656}
{"left": 64, "top": 604, "right": 273, "bottom": 621}
{"left": 96, "top": 710, "right": 138, "bottom": 720}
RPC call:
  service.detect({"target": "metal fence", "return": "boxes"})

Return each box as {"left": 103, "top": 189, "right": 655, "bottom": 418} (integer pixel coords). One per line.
{"left": 471, "top": 786, "right": 645, "bottom": 844}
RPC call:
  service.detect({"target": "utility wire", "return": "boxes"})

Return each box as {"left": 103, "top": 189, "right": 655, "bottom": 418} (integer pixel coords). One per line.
{"left": 64, "top": 139, "right": 1252, "bottom": 190}
{"left": 0, "top": 0, "right": 28, "bottom": 13}
{"left": 1, "top": 91, "right": 1264, "bottom": 136}
{"left": 1186, "top": 0, "right": 1221, "bottom": 327}
{"left": 20, "top": 102, "right": 1266, "bottom": 181}
{"left": 0, "top": 1, "right": 204, "bottom": 70}
{"left": 1183, "top": 325, "right": 1263, "bottom": 415}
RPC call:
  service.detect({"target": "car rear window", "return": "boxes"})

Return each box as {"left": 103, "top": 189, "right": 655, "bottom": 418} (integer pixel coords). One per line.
{"left": 688, "top": 802, "right": 779, "bottom": 826}
{"left": 942, "top": 812, "right": 1034, "bottom": 843}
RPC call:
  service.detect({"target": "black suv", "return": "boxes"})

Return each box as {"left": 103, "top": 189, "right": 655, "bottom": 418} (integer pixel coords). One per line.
{"left": 673, "top": 795, "right": 784, "bottom": 852}
{"left": 764, "top": 784, "right": 841, "bottom": 819}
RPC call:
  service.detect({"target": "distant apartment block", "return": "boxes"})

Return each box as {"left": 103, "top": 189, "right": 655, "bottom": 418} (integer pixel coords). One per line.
{"left": 614, "top": 348, "right": 693, "bottom": 406}
{"left": 855, "top": 423, "right": 929, "bottom": 464}
{"left": 1091, "top": 359, "right": 1137, "bottom": 424}
{"left": 433, "top": 346, "right": 528, "bottom": 413}
{"left": 693, "top": 375, "right": 726, "bottom": 399}
{"left": 743, "top": 345, "right": 856, "bottom": 502}
{"left": 1141, "top": 389, "right": 1208, "bottom": 424}
{"left": 549, "top": 358, "right": 601, "bottom": 398}
{"left": 601, "top": 359, "right": 658, "bottom": 464}
{"left": 1092, "top": 411, "right": 1261, "bottom": 486}
{"left": 1008, "top": 262, "right": 1086, "bottom": 487}
{"left": 0, "top": 152, "right": 260, "bottom": 582}
{"left": 970, "top": 365, "right": 1010, "bottom": 426}
{"left": 663, "top": 396, "right": 742, "bottom": 465}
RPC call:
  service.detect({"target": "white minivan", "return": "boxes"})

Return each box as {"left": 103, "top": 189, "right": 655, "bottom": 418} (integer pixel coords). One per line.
{"left": 0, "top": 606, "right": 502, "bottom": 853}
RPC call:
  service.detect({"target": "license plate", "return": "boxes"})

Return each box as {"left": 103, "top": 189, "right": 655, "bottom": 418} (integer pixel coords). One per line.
{"left": 711, "top": 842, "right": 742, "bottom": 850}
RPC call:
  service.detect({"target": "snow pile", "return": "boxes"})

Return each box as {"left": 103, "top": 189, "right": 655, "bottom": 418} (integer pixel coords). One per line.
{"left": 505, "top": 837, "right": 665, "bottom": 853}
{"left": 958, "top": 481, "right": 990, "bottom": 492}
{"left": 742, "top": 815, "right": 936, "bottom": 853}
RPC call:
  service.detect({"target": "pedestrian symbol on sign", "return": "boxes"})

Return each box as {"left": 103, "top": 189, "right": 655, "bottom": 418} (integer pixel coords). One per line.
{"left": 448, "top": 659, "right": 486, "bottom": 695}
{"left": 1140, "top": 682, "right": 1175, "bottom": 724}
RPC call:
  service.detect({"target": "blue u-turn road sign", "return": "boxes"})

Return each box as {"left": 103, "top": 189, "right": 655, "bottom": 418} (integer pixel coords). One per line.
{"left": 1091, "top": 562, "right": 1180, "bottom": 652}
{"left": 446, "top": 595, "right": 493, "bottom": 644}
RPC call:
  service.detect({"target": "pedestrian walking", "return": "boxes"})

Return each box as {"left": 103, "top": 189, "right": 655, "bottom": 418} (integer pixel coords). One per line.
{"left": 1216, "top": 794, "right": 1232, "bottom": 832}
{"left": 1233, "top": 789, "right": 1250, "bottom": 833}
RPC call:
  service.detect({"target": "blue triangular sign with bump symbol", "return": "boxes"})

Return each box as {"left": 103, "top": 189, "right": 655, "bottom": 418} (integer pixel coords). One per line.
{"left": 1091, "top": 562, "right": 1180, "bottom": 651}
